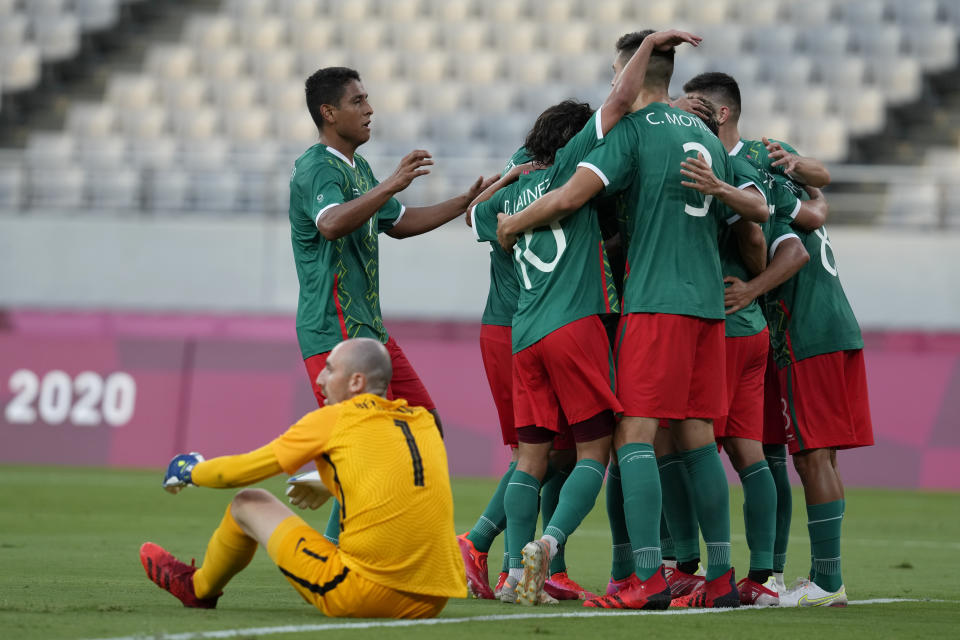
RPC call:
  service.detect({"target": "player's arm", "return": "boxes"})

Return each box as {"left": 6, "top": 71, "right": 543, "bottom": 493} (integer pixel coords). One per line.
{"left": 161, "top": 444, "right": 283, "bottom": 493}
{"left": 601, "top": 29, "right": 702, "bottom": 134}
{"left": 791, "top": 186, "right": 828, "bottom": 231}
{"left": 724, "top": 235, "right": 809, "bottom": 314}
{"left": 496, "top": 167, "right": 606, "bottom": 251}
{"left": 732, "top": 219, "right": 767, "bottom": 276}
{"left": 762, "top": 136, "right": 831, "bottom": 187}
{"left": 317, "top": 150, "right": 433, "bottom": 240}
{"left": 466, "top": 164, "right": 528, "bottom": 226}
{"left": 388, "top": 173, "right": 498, "bottom": 238}
{"left": 681, "top": 153, "right": 769, "bottom": 223}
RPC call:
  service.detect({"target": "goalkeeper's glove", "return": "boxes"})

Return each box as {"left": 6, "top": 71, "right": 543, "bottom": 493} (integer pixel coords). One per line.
{"left": 286, "top": 471, "right": 332, "bottom": 510}
{"left": 162, "top": 452, "right": 204, "bottom": 494}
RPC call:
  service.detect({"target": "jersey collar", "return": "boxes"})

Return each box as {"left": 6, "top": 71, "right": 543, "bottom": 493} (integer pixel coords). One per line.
{"left": 324, "top": 145, "right": 356, "bottom": 169}
{"left": 729, "top": 139, "right": 744, "bottom": 157}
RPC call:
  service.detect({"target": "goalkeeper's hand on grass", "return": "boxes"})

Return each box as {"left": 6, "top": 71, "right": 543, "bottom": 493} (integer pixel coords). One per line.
{"left": 162, "top": 452, "right": 204, "bottom": 494}
{"left": 286, "top": 471, "right": 332, "bottom": 510}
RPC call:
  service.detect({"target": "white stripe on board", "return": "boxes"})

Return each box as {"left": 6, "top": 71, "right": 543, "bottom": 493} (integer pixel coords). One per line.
{"left": 86, "top": 598, "right": 953, "bottom": 640}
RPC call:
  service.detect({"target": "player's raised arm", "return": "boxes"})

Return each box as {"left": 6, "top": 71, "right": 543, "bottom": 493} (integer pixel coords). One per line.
{"left": 316, "top": 150, "right": 433, "bottom": 240}
{"left": 680, "top": 153, "right": 769, "bottom": 223}
{"left": 600, "top": 29, "right": 702, "bottom": 135}
{"left": 389, "top": 173, "right": 499, "bottom": 238}
{"left": 763, "top": 136, "right": 831, "bottom": 187}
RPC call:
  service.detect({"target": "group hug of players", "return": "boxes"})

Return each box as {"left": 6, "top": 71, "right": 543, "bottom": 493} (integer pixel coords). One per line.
{"left": 454, "top": 28, "right": 874, "bottom": 610}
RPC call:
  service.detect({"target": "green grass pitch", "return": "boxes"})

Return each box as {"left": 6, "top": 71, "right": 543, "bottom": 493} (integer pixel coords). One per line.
{"left": 0, "top": 466, "right": 957, "bottom": 639}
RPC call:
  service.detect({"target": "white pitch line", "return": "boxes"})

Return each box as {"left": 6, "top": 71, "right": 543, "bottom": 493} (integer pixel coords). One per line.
{"left": 86, "top": 598, "right": 953, "bottom": 640}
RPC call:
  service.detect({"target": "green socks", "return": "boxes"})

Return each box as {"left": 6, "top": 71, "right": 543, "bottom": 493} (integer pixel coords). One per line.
{"left": 764, "top": 443, "right": 792, "bottom": 573}
{"left": 606, "top": 465, "right": 634, "bottom": 581}
{"left": 542, "top": 459, "right": 606, "bottom": 549}
{"left": 618, "top": 443, "right": 662, "bottom": 581}
{"left": 739, "top": 460, "right": 776, "bottom": 572}
{"left": 504, "top": 470, "right": 541, "bottom": 570}
{"left": 540, "top": 462, "right": 569, "bottom": 574}
{"left": 467, "top": 461, "right": 516, "bottom": 553}
{"left": 680, "top": 443, "right": 731, "bottom": 581}
{"left": 658, "top": 452, "right": 700, "bottom": 564}
{"left": 808, "top": 500, "right": 844, "bottom": 592}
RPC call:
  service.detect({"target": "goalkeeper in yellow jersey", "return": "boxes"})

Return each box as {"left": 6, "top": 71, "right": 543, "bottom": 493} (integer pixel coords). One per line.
{"left": 140, "top": 338, "right": 467, "bottom": 619}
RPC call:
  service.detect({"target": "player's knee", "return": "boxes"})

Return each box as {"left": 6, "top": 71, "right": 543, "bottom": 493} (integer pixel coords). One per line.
{"left": 791, "top": 448, "right": 829, "bottom": 479}
{"left": 230, "top": 488, "right": 277, "bottom": 520}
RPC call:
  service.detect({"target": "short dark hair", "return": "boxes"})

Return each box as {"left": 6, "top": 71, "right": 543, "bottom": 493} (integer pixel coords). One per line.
{"left": 523, "top": 100, "right": 595, "bottom": 166}
{"left": 305, "top": 67, "right": 361, "bottom": 130}
{"left": 683, "top": 72, "right": 742, "bottom": 121}
{"left": 694, "top": 97, "right": 720, "bottom": 136}
{"left": 615, "top": 30, "right": 674, "bottom": 89}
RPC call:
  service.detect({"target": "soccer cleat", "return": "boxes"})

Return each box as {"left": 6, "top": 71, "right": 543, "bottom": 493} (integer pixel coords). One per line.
{"left": 494, "top": 572, "right": 508, "bottom": 598}
{"left": 670, "top": 568, "right": 740, "bottom": 608}
{"left": 499, "top": 576, "right": 518, "bottom": 604}
{"left": 544, "top": 571, "right": 598, "bottom": 601}
{"left": 139, "top": 542, "right": 220, "bottom": 609}
{"left": 516, "top": 539, "right": 551, "bottom": 606}
{"left": 666, "top": 563, "right": 706, "bottom": 597}
{"left": 737, "top": 576, "right": 780, "bottom": 606}
{"left": 779, "top": 581, "right": 847, "bottom": 607}
{"left": 583, "top": 568, "right": 672, "bottom": 610}
{"left": 772, "top": 572, "right": 787, "bottom": 594}
{"left": 456, "top": 533, "right": 494, "bottom": 599}
{"left": 605, "top": 574, "right": 638, "bottom": 596}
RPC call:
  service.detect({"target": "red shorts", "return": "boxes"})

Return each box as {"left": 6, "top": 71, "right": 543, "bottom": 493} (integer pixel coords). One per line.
{"left": 480, "top": 323, "right": 517, "bottom": 447}
{"left": 512, "top": 315, "right": 621, "bottom": 434}
{"left": 761, "top": 349, "right": 786, "bottom": 445}
{"left": 303, "top": 336, "right": 436, "bottom": 410}
{"left": 714, "top": 329, "right": 769, "bottom": 441}
{"left": 777, "top": 349, "right": 874, "bottom": 455}
{"left": 615, "top": 313, "right": 726, "bottom": 420}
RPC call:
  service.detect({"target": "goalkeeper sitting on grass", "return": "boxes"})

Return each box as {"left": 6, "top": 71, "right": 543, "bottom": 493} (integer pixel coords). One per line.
{"left": 140, "top": 337, "right": 467, "bottom": 619}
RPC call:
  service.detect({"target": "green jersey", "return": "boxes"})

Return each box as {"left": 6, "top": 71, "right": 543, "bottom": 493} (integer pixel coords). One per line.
{"left": 581, "top": 103, "right": 733, "bottom": 319}
{"left": 720, "top": 155, "right": 801, "bottom": 337}
{"left": 733, "top": 138, "right": 806, "bottom": 199}
{"left": 288, "top": 144, "right": 405, "bottom": 358}
{"left": 479, "top": 147, "right": 530, "bottom": 326}
{"left": 473, "top": 112, "right": 619, "bottom": 352}
{"left": 764, "top": 214, "right": 863, "bottom": 368}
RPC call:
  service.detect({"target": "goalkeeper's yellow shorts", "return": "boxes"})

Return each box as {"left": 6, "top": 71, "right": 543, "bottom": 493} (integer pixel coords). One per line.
{"left": 267, "top": 515, "right": 447, "bottom": 619}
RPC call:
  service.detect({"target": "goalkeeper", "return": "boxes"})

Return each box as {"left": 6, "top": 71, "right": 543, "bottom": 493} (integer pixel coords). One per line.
{"left": 139, "top": 337, "right": 467, "bottom": 619}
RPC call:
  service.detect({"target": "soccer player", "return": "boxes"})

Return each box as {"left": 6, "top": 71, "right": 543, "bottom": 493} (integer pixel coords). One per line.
{"left": 290, "top": 67, "right": 494, "bottom": 544}
{"left": 139, "top": 338, "right": 467, "bottom": 618}
{"left": 681, "top": 71, "right": 832, "bottom": 595}
{"left": 496, "top": 31, "right": 769, "bottom": 610}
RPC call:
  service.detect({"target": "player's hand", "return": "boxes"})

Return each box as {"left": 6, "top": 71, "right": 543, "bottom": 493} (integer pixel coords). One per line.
{"left": 286, "top": 483, "right": 332, "bottom": 510}
{"left": 762, "top": 136, "right": 801, "bottom": 177}
{"left": 162, "top": 452, "right": 204, "bottom": 494}
{"left": 386, "top": 149, "right": 433, "bottom": 192}
{"left": 680, "top": 152, "right": 723, "bottom": 196}
{"left": 650, "top": 29, "right": 702, "bottom": 52}
{"left": 724, "top": 276, "right": 756, "bottom": 314}
{"left": 671, "top": 95, "right": 712, "bottom": 122}
{"left": 464, "top": 173, "right": 500, "bottom": 211}
{"left": 496, "top": 212, "right": 518, "bottom": 252}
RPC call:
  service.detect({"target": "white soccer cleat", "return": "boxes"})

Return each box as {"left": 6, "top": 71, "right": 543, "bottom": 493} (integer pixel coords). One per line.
{"left": 778, "top": 581, "right": 847, "bottom": 607}
{"left": 517, "top": 539, "right": 551, "bottom": 606}
{"left": 772, "top": 572, "right": 787, "bottom": 595}
{"left": 500, "top": 576, "right": 518, "bottom": 604}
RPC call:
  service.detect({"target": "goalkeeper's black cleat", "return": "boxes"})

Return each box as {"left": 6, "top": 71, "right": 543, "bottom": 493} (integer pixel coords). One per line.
{"left": 139, "top": 542, "right": 221, "bottom": 609}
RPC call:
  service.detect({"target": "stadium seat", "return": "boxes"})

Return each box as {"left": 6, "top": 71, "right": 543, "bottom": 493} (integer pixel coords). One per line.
{"left": 86, "top": 167, "right": 140, "bottom": 210}
{"left": 24, "top": 0, "right": 71, "bottom": 18}
{"left": 416, "top": 82, "right": 465, "bottom": 113}
{"left": 118, "top": 106, "right": 170, "bottom": 139}
{"left": 290, "top": 20, "right": 339, "bottom": 53}
{"left": 66, "top": 104, "right": 118, "bottom": 138}
{"left": 812, "top": 55, "right": 866, "bottom": 91}
{"left": 297, "top": 50, "right": 353, "bottom": 78}
{"left": 503, "top": 52, "right": 553, "bottom": 84}
{"left": 556, "top": 53, "right": 608, "bottom": 85}
{"left": 709, "top": 55, "right": 762, "bottom": 87}
{"left": 350, "top": 51, "right": 398, "bottom": 82}
{"left": 0, "top": 45, "right": 41, "bottom": 92}
{"left": 903, "top": 24, "right": 958, "bottom": 71}
{"left": 338, "top": 21, "right": 387, "bottom": 52}
{"left": 0, "top": 164, "right": 24, "bottom": 210}
{"left": 366, "top": 81, "right": 413, "bottom": 113}
{"left": 232, "top": 139, "right": 281, "bottom": 171}
{"left": 885, "top": 181, "right": 940, "bottom": 228}
{"left": 490, "top": 21, "right": 540, "bottom": 54}
{"left": 731, "top": 0, "right": 782, "bottom": 25}
{"left": 747, "top": 24, "right": 799, "bottom": 56}
{"left": 838, "top": 0, "right": 888, "bottom": 24}
{"left": 211, "top": 77, "right": 260, "bottom": 111}
{"left": 331, "top": 0, "right": 375, "bottom": 22}
{"left": 263, "top": 79, "right": 304, "bottom": 113}
{"left": 145, "top": 45, "right": 197, "bottom": 79}
{"left": 105, "top": 74, "right": 158, "bottom": 110}
{"left": 0, "top": 14, "right": 27, "bottom": 48}
{"left": 276, "top": 0, "right": 320, "bottom": 22}
{"left": 544, "top": 23, "right": 592, "bottom": 54}
{"left": 464, "top": 82, "right": 518, "bottom": 113}
{"left": 424, "top": 0, "right": 475, "bottom": 21}
{"left": 179, "top": 138, "right": 230, "bottom": 169}
{"left": 33, "top": 14, "right": 81, "bottom": 62}
{"left": 696, "top": 25, "right": 746, "bottom": 58}
{"left": 741, "top": 86, "right": 777, "bottom": 121}
{"left": 889, "top": 0, "right": 941, "bottom": 26}
{"left": 160, "top": 77, "right": 210, "bottom": 110}
{"left": 784, "top": 0, "right": 833, "bottom": 23}
{"left": 426, "top": 113, "right": 479, "bottom": 142}
{"left": 224, "top": 108, "right": 271, "bottom": 142}
{"left": 225, "top": 0, "right": 272, "bottom": 21}
{"left": 128, "top": 137, "right": 177, "bottom": 168}
{"left": 390, "top": 21, "right": 439, "bottom": 52}
{"left": 781, "top": 86, "right": 830, "bottom": 121}
{"left": 479, "top": 0, "right": 529, "bottom": 22}
{"left": 238, "top": 16, "right": 287, "bottom": 52}
{"left": 677, "top": 0, "right": 730, "bottom": 24}
{"left": 377, "top": 0, "right": 425, "bottom": 21}
{"left": 477, "top": 113, "right": 531, "bottom": 147}
{"left": 440, "top": 22, "right": 491, "bottom": 52}
{"left": 170, "top": 106, "right": 221, "bottom": 139}
{"left": 453, "top": 52, "right": 503, "bottom": 84}
{"left": 371, "top": 112, "right": 428, "bottom": 142}
{"left": 586, "top": 0, "right": 633, "bottom": 23}
{"left": 761, "top": 55, "right": 813, "bottom": 88}
{"left": 28, "top": 166, "right": 85, "bottom": 209}
{"left": 791, "top": 116, "right": 847, "bottom": 162}
{"left": 184, "top": 15, "right": 236, "bottom": 50}
{"left": 833, "top": 87, "right": 886, "bottom": 135}
{"left": 799, "top": 24, "right": 850, "bottom": 56}
{"left": 867, "top": 57, "right": 922, "bottom": 104}
{"left": 530, "top": 0, "right": 578, "bottom": 23}
{"left": 251, "top": 48, "right": 297, "bottom": 81}
{"left": 633, "top": 0, "right": 676, "bottom": 25}
{"left": 189, "top": 169, "right": 242, "bottom": 211}
{"left": 145, "top": 168, "right": 190, "bottom": 211}
{"left": 25, "top": 133, "right": 77, "bottom": 167}
{"left": 852, "top": 24, "right": 904, "bottom": 58}
{"left": 197, "top": 47, "right": 248, "bottom": 80}
{"left": 77, "top": 135, "right": 128, "bottom": 167}
{"left": 273, "top": 110, "right": 317, "bottom": 143}
{"left": 740, "top": 113, "right": 791, "bottom": 144}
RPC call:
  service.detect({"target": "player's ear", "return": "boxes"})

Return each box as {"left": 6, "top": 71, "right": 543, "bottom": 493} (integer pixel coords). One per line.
{"left": 321, "top": 103, "right": 337, "bottom": 125}
{"left": 348, "top": 371, "right": 366, "bottom": 394}
{"left": 717, "top": 105, "right": 730, "bottom": 126}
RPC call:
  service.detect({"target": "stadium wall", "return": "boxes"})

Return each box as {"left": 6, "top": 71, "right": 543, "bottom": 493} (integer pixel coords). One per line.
{"left": 0, "top": 310, "right": 958, "bottom": 490}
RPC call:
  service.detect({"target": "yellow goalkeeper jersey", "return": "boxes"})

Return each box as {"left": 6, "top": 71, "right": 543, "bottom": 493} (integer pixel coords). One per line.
{"left": 270, "top": 393, "right": 467, "bottom": 599}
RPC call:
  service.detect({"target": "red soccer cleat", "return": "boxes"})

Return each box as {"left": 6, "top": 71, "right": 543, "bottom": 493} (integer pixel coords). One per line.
{"left": 583, "top": 568, "right": 672, "bottom": 610}
{"left": 737, "top": 576, "right": 780, "bottom": 606}
{"left": 456, "top": 533, "right": 494, "bottom": 599}
{"left": 605, "top": 574, "right": 638, "bottom": 596}
{"left": 544, "top": 571, "right": 598, "bottom": 600}
{"left": 670, "top": 568, "right": 741, "bottom": 608}
{"left": 494, "top": 572, "right": 508, "bottom": 598}
{"left": 139, "top": 542, "right": 220, "bottom": 609}
{"left": 665, "top": 564, "right": 706, "bottom": 597}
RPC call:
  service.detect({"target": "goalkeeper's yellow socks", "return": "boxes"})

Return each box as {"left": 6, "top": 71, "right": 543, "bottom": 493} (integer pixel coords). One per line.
{"left": 193, "top": 504, "right": 257, "bottom": 598}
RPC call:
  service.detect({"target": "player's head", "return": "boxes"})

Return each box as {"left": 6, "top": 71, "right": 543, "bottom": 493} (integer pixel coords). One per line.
{"left": 317, "top": 338, "right": 392, "bottom": 404}
{"left": 523, "top": 100, "right": 594, "bottom": 166}
{"left": 683, "top": 72, "right": 742, "bottom": 126}
{"left": 693, "top": 97, "right": 721, "bottom": 136}
{"left": 613, "top": 30, "right": 674, "bottom": 91}
{"left": 305, "top": 66, "right": 372, "bottom": 144}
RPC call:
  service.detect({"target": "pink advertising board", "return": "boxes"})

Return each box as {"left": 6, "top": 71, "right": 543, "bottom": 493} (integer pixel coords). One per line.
{"left": 0, "top": 310, "right": 957, "bottom": 489}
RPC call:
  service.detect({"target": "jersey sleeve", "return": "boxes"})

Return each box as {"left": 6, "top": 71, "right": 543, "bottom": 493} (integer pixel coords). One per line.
{"left": 725, "top": 155, "right": 768, "bottom": 225}
{"left": 376, "top": 196, "right": 406, "bottom": 232}
{"left": 767, "top": 208, "right": 802, "bottom": 261}
{"left": 769, "top": 179, "right": 802, "bottom": 221}
{"left": 306, "top": 163, "right": 349, "bottom": 228}
{"left": 471, "top": 186, "right": 507, "bottom": 243}
{"left": 270, "top": 405, "right": 342, "bottom": 474}
{"left": 552, "top": 110, "right": 605, "bottom": 175}
{"left": 577, "top": 121, "right": 636, "bottom": 194}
